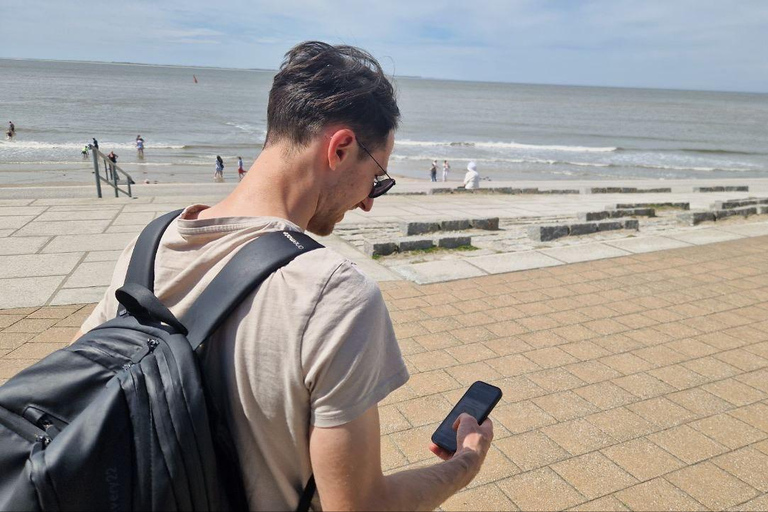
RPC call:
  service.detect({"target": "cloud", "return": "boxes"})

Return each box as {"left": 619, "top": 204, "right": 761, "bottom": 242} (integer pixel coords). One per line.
{"left": 1, "top": 0, "right": 767, "bottom": 91}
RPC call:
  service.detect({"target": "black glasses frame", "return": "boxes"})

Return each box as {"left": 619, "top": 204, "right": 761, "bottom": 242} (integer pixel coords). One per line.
{"left": 357, "top": 140, "right": 396, "bottom": 198}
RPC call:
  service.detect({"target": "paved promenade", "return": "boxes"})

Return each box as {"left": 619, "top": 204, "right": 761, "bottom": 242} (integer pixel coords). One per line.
{"left": 2, "top": 178, "right": 768, "bottom": 309}
{"left": 1, "top": 234, "right": 767, "bottom": 510}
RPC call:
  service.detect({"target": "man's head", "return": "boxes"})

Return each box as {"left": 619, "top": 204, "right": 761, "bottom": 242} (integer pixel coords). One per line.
{"left": 262, "top": 42, "right": 400, "bottom": 236}
{"left": 265, "top": 41, "right": 400, "bottom": 154}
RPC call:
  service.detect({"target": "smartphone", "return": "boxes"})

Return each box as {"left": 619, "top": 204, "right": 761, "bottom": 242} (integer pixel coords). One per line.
{"left": 431, "top": 381, "right": 502, "bottom": 454}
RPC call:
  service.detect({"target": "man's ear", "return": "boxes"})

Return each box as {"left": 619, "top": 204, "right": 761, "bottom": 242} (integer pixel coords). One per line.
{"left": 326, "top": 129, "right": 356, "bottom": 171}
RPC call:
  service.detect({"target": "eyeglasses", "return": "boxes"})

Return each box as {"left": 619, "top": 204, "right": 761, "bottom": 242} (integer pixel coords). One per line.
{"left": 357, "top": 139, "right": 396, "bottom": 198}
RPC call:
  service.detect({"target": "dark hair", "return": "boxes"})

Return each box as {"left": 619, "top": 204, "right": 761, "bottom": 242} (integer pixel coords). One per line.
{"left": 265, "top": 41, "right": 400, "bottom": 152}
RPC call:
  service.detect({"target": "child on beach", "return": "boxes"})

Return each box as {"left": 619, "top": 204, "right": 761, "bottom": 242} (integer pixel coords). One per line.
{"left": 214, "top": 155, "right": 225, "bottom": 182}
{"left": 442, "top": 160, "right": 450, "bottom": 182}
{"left": 136, "top": 135, "right": 145, "bottom": 158}
{"left": 237, "top": 156, "right": 246, "bottom": 180}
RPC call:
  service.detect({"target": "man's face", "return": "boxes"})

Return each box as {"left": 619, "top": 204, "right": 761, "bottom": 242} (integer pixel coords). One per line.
{"left": 307, "top": 131, "right": 395, "bottom": 236}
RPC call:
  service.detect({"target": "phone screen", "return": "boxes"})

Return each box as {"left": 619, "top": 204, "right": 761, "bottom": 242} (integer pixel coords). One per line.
{"left": 431, "top": 381, "right": 502, "bottom": 453}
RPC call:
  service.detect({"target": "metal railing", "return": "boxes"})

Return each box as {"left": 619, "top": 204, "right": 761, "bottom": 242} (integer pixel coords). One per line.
{"left": 90, "top": 146, "right": 135, "bottom": 198}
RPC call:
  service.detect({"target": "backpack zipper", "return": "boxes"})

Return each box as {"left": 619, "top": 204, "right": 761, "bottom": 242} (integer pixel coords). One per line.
{"left": 0, "top": 405, "right": 51, "bottom": 447}
{"left": 123, "top": 337, "right": 160, "bottom": 370}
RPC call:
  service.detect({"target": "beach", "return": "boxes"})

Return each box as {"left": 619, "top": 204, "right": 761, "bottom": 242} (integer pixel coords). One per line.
{"left": 2, "top": 59, "right": 767, "bottom": 187}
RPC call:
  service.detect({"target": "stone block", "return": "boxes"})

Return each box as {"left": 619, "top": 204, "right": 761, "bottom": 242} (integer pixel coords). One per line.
{"left": 611, "top": 202, "right": 689, "bottom": 210}
{"left": 438, "top": 236, "right": 472, "bottom": 249}
{"left": 596, "top": 221, "right": 624, "bottom": 232}
{"left": 398, "top": 238, "right": 435, "bottom": 252}
{"left": 440, "top": 219, "right": 472, "bottom": 231}
{"left": 401, "top": 221, "right": 441, "bottom": 236}
{"left": 761, "top": 206, "right": 768, "bottom": 215}
{"left": 638, "top": 188, "right": 672, "bottom": 193}
{"left": 528, "top": 225, "right": 570, "bottom": 242}
{"left": 428, "top": 188, "right": 454, "bottom": 195}
{"left": 470, "top": 218, "right": 499, "bottom": 230}
{"left": 577, "top": 211, "right": 610, "bottom": 221}
{"left": 623, "top": 219, "right": 640, "bottom": 230}
{"left": 522, "top": 188, "right": 539, "bottom": 194}
{"left": 613, "top": 208, "right": 655, "bottom": 218}
{"left": 693, "top": 186, "right": 725, "bottom": 192}
{"left": 569, "top": 223, "right": 599, "bottom": 236}
{"left": 725, "top": 186, "right": 749, "bottom": 192}
{"left": 678, "top": 212, "right": 715, "bottom": 225}
{"left": 363, "top": 241, "right": 397, "bottom": 257}
{"left": 621, "top": 187, "right": 638, "bottom": 193}
{"left": 714, "top": 198, "right": 766, "bottom": 209}
{"left": 545, "top": 189, "right": 580, "bottom": 194}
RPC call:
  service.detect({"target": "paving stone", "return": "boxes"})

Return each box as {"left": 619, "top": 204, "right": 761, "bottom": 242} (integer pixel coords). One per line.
{"left": 541, "top": 243, "right": 631, "bottom": 264}
{"left": 586, "top": 407, "right": 657, "bottom": 442}
{"left": 666, "top": 462, "right": 759, "bottom": 510}
{"left": 497, "top": 468, "right": 585, "bottom": 511}
{"left": 441, "top": 483, "right": 517, "bottom": 511}
{"left": 648, "top": 425, "right": 728, "bottom": 464}
{"left": 542, "top": 418, "right": 614, "bottom": 456}
{"left": 602, "top": 438, "right": 685, "bottom": 481}
{"left": 468, "top": 251, "right": 563, "bottom": 274}
{"left": 0, "top": 276, "right": 65, "bottom": 309}
{"left": 614, "top": 478, "right": 706, "bottom": 511}
{"left": 15, "top": 219, "right": 112, "bottom": 236}
{"left": 495, "top": 430, "right": 570, "bottom": 471}
{"left": 552, "top": 452, "right": 638, "bottom": 500}
{"left": 392, "top": 260, "right": 486, "bottom": 285}
{"left": 712, "top": 447, "right": 768, "bottom": 492}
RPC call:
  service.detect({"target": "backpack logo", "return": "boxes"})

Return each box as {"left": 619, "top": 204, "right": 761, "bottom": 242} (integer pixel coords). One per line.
{"left": 282, "top": 232, "right": 304, "bottom": 250}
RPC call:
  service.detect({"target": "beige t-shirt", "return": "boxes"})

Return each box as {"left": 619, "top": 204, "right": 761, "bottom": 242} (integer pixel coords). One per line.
{"left": 81, "top": 205, "right": 410, "bottom": 511}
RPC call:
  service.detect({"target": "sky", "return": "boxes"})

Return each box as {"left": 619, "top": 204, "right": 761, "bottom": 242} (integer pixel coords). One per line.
{"left": 2, "top": 0, "right": 767, "bottom": 93}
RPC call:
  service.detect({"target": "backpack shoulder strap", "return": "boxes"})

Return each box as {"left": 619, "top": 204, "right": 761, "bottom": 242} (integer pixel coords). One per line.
{"left": 124, "top": 208, "right": 185, "bottom": 290}
{"left": 181, "top": 230, "right": 323, "bottom": 352}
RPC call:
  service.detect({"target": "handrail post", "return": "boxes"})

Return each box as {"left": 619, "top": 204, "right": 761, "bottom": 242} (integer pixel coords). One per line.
{"left": 91, "top": 147, "right": 102, "bottom": 198}
{"left": 113, "top": 164, "right": 119, "bottom": 197}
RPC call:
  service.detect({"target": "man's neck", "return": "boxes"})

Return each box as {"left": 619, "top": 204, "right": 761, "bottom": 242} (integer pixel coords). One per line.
{"left": 197, "top": 145, "right": 320, "bottom": 229}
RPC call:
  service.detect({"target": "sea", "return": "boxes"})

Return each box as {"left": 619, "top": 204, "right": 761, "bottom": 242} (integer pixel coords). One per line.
{"left": 1, "top": 58, "right": 767, "bottom": 186}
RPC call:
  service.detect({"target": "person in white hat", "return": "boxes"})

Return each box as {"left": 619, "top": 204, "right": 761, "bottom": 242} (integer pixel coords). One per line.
{"left": 463, "top": 161, "right": 480, "bottom": 189}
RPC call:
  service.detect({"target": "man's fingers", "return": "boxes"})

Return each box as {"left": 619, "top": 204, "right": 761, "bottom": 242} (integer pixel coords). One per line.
{"left": 452, "top": 412, "right": 477, "bottom": 431}
{"left": 428, "top": 442, "right": 453, "bottom": 461}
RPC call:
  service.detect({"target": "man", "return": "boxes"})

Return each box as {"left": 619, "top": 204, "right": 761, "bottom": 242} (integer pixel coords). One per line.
{"left": 74, "top": 41, "right": 493, "bottom": 511}
{"left": 463, "top": 161, "right": 481, "bottom": 189}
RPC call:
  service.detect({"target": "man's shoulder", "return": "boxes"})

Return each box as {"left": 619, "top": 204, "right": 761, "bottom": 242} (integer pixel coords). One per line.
{"left": 288, "top": 246, "right": 376, "bottom": 291}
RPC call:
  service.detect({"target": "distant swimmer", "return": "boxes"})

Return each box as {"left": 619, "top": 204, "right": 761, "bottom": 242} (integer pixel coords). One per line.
{"left": 442, "top": 160, "right": 450, "bottom": 182}
{"left": 8, "top": 122, "right": 15, "bottom": 137}
{"left": 214, "top": 155, "right": 224, "bottom": 182}
{"left": 237, "top": 156, "right": 246, "bottom": 180}
{"left": 136, "top": 135, "right": 145, "bottom": 158}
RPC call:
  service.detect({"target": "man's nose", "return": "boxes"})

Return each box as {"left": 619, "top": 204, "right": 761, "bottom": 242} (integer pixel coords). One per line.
{"left": 357, "top": 197, "right": 374, "bottom": 212}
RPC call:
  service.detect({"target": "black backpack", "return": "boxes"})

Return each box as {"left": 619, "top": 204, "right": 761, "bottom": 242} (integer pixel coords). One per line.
{"left": 0, "top": 209, "right": 321, "bottom": 511}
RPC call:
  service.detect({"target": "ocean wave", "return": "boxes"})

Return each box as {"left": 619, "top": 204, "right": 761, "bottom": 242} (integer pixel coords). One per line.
{"left": 225, "top": 122, "right": 265, "bottom": 135}
{"left": 395, "top": 139, "right": 617, "bottom": 152}
{"left": 0, "top": 140, "right": 185, "bottom": 150}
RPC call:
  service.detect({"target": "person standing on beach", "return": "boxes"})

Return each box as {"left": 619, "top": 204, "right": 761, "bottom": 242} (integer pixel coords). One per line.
{"left": 73, "top": 41, "right": 493, "bottom": 511}
{"left": 107, "top": 151, "right": 119, "bottom": 180}
{"left": 429, "top": 159, "right": 438, "bottom": 182}
{"left": 214, "top": 155, "right": 224, "bottom": 182}
{"left": 463, "top": 161, "right": 480, "bottom": 189}
{"left": 8, "top": 122, "right": 15, "bottom": 137}
{"left": 136, "top": 135, "right": 145, "bottom": 158}
{"left": 237, "top": 156, "right": 246, "bottom": 180}
{"left": 442, "top": 160, "right": 450, "bottom": 182}
{"left": 92, "top": 138, "right": 99, "bottom": 150}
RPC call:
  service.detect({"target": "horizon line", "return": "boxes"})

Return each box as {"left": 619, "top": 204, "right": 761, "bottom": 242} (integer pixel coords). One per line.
{"left": 1, "top": 56, "right": 766, "bottom": 96}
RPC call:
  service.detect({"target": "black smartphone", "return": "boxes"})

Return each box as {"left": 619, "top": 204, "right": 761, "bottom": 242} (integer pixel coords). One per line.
{"left": 431, "top": 381, "right": 502, "bottom": 454}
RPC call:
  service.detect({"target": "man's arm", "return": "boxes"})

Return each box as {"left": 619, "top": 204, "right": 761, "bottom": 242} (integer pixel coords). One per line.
{"left": 309, "top": 406, "right": 493, "bottom": 511}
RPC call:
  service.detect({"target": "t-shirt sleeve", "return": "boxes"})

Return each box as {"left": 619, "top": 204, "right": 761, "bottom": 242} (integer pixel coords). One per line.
{"left": 78, "top": 238, "right": 136, "bottom": 333}
{"left": 301, "top": 263, "right": 409, "bottom": 428}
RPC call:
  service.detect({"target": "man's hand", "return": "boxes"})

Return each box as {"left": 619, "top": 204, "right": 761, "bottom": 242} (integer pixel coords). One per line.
{"left": 428, "top": 413, "right": 494, "bottom": 469}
